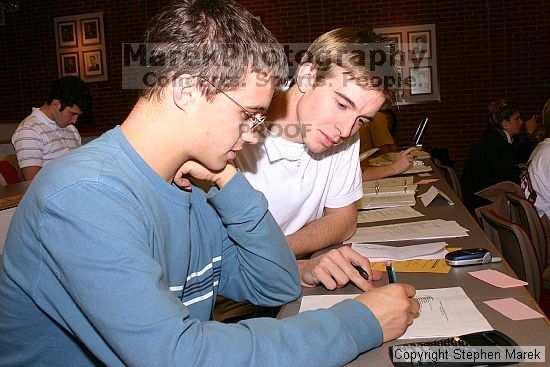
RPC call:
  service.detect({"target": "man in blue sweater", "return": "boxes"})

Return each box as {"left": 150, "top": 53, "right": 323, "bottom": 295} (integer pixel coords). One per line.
{"left": 0, "top": 1, "right": 418, "bottom": 366}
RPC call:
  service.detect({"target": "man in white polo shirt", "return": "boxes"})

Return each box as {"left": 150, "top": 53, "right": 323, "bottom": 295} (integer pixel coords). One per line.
{"left": 236, "top": 27, "right": 399, "bottom": 286}
{"left": 12, "top": 76, "right": 92, "bottom": 181}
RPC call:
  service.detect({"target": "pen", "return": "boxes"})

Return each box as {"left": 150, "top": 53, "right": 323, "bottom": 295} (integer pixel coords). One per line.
{"left": 351, "top": 263, "right": 369, "bottom": 280}
{"left": 403, "top": 178, "right": 407, "bottom": 194}
{"left": 386, "top": 260, "right": 397, "bottom": 283}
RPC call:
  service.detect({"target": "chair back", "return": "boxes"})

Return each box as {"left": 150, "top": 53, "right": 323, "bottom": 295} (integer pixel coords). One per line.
{"left": 433, "top": 158, "right": 462, "bottom": 200}
{"left": 505, "top": 192, "right": 548, "bottom": 268}
{"left": 477, "top": 207, "right": 541, "bottom": 302}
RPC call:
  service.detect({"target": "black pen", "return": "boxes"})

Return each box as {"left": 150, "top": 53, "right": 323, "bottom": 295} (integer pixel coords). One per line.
{"left": 386, "top": 260, "right": 397, "bottom": 283}
{"left": 351, "top": 263, "right": 369, "bottom": 280}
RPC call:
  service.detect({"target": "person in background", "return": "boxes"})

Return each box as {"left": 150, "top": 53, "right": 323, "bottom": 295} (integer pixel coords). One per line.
{"left": 0, "top": 1, "right": 418, "bottom": 366}
{"left": 359, "top": 100, "right": 397, "bottom": 155}
{"left": 11, "top": 76, "right": 92, "bottom": 181}
{"left": 523, "top": 125, "right": 550, "bottom": 219}
{"left": 461, "top": 98, "right": 538, "bottom": 214}
{"left": 357, "top": 99, "right": 414, "bottom": 181}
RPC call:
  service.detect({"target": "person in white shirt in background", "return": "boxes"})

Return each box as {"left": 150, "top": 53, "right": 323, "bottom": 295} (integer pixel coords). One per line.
{"left": 12, "top": 76, "right": 92, "bottom": 181}
{"left": 236, "top": 27, "right": 401, "bottom": 289}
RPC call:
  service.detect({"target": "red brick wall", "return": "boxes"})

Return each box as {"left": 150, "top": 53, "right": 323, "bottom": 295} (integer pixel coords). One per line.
{"left": 0, "top": 0, "right": 548, "bottom": 174}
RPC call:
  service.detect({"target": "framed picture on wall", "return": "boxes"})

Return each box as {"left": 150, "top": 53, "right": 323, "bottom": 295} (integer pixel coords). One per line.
{"left": 58, "top": 21, "right": 77, "bottom": 47}
{"left": 408, "top": 30, "right": 431, "bottom": 60}
{"left": 410, "top": 66, "right": 432, "bottom": 95}
{"left": 379, "top": 32, "right": 402, "bottom": 52}
{"left": 83, "top": 50, "right": 103, "bottom": 77}
{"left": 81, "top": 17, "right": 100, "bottom": 45}
{"left": 60, "top": 53, "right": 79, "bottom": 77}
{"left": 54, "top": 12, "right": 108, "bottom": 82}
{"left": 374, "top": 24, "right": 439, "bottom": 105}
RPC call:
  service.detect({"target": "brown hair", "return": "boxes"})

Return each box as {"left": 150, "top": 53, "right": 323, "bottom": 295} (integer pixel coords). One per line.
{"left": 142, "top": 0, "right": 288, "bottom": 101}
{"left": 488, "top": 98, "right": 519, "bottom": 130}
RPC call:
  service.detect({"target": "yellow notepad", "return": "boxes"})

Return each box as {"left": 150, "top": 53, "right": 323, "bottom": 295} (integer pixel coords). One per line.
{"left": 370, "top": 247, "right": 461, "bottom": 274}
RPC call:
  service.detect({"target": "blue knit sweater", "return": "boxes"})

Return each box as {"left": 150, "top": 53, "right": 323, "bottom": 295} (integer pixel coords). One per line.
{"left": 0, "top": 127, "right": 382, "bottom": 366}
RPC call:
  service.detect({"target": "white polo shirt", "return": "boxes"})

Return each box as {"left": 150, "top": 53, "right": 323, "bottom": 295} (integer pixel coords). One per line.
{"left": 236, "top": 130, "right": 362, "bottom": 235}
{"left": 12, "top": 108, "right": 81, "bottom": 169}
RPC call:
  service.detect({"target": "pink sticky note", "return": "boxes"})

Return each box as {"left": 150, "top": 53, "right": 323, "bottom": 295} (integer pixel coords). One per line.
{"left": 468, "top": 269, "right": 528, "bottom": 288}
{"left": 418, "top": 173, "right": 432, "bottom": 177}
{"left": 417, "top": 178, "right": 439, "bottom": 185}
{"left": 484, "top": 298, "right": 544, "bottom": 320}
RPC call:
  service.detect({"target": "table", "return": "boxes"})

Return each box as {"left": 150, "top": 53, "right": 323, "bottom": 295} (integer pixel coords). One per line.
{"left": 0, "top": 181, "right": 30, "bottom": 210}
{"left": 279, "top": 161, "right": 550, "bottom": 366}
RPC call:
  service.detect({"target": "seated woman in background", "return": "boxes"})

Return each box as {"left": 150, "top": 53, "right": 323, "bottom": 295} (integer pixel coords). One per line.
{"left": 359, "top": 100, "right": 397, "bottom": 155}
{"left": 461, "top": 98, "right": 537, "bottom": 213}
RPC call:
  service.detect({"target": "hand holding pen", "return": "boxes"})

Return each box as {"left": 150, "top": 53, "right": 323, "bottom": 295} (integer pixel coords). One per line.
{"left": 386, "top": 260, "right": 397, "bottom": 283}
{"left": 298, "top": 246, "right": 382, "bottom": 291}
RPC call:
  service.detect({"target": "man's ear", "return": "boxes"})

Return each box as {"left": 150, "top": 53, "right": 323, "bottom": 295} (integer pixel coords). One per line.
{"left": 172, "top": 75, "right": 196, "bottom": 111}
{"left": 50, "top": 99, "right": 62, "bottom": 111}
{"left": 501, "top": 119, "right": 510, "bottom": 130}
{"left": 296, "top": 63, "right": 318, "bottom": 93}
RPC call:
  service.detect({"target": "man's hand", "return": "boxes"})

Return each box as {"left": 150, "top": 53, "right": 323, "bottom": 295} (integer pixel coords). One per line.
{"left": 390, "top": 147, "right": 416, "bottom": 175}
{"left": 356, "top": 283, "right": 420, "bottom": 342}
{"left": 173, "top": 160, "right": 237, "bottom": 189}
{"left": 298, "top": 246, "right": 382, "bottom": 291}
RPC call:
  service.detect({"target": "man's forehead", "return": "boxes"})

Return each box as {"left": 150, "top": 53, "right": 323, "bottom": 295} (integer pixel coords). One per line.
{"left": 64, "top": 105, "right": 83, "bottom": 115}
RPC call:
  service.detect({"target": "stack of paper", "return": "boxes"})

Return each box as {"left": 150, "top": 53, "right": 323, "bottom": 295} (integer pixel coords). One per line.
{"left": 351, "top": 242, "right": 448, "bottom": 261}
{"left": 357, "top": 193, "right": 416, "bottom": 210}
{"left": 357, "top": 206, "right": 424, "bottom": 223}
{"left": 349, "top": 219, "right": 469, "bottom": 243}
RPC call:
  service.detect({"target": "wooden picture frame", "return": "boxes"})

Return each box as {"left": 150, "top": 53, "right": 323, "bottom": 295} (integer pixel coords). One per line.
{"left": 83, "top": 50, "right": 103, "bottom": 77}
{"left": 54, "top": 12, "right": 108, "bottom": 82}
{"left": 58, "top": 21, "right": 77, "bottom": 48}
{"left": 410, "top": 66, "right": 432, "bottom": 95}
{"left": 408, "top": 30, "right": 431, "bottom": 60}
{"left": 81, "top": 17, "right": 100, "bottom": 45}
{"left": 60, "top": 53, "right": 79, "bottom": 77}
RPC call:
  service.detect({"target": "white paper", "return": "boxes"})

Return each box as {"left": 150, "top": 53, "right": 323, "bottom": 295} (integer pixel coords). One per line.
{"left": 298, "top": 287, "right": 493, "bottom": 340}
{"left": 400, "top": 162, "right": 433, "bottom": 175}
{"left": 400, "top": 287, "right": 493, "bottom": 339}
{"left": 419, "top": 186, "right": 454, "bottom": 207}
{"left": 351, "top": 242, "right": 448, "bottom": 261}
{"left": 359, "top": 148, "right": 379, "bottom": 161}
{"left": 357, "top": 192, "right": 416, "bottom": 210}
{"left": 349, "top": 219, "right": 469, "bottom": 243}
{"left": 357, "top": 206, "right": 424, "bottom": 223}
{"left": 299, "top": 294, "right": 357, "bottom": 313}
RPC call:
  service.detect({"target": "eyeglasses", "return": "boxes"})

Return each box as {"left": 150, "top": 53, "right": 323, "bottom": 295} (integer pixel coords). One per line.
{"left": 199, "top": 77, "right": 267, "bottom": 131}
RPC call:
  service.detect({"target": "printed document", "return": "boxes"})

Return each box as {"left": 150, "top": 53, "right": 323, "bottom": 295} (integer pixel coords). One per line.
{"left": 357, "top": 206, "right": 424, "bottom": 223}
{"left": 349, "top": 219, "right": 469, "bottom": 243}
{"left": 299, "top": 287, "right": 492, "bottom": 339}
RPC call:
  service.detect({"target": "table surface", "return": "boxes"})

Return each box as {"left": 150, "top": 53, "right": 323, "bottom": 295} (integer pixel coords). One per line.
{"left": 0, "top": 181, "right": 30, "bottom": 211}
{"left": 278, "top": 160, "right": 550, "bottom": 366}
